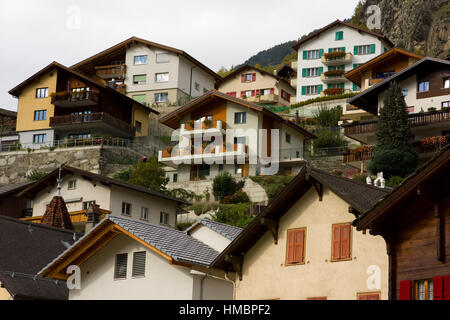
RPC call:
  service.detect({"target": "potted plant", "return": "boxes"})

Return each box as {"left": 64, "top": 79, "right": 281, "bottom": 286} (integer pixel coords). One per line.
{"left": 186, "top": 120, "right": 194, "bottom": 130}
{"left": 203, "top": 118, "right": 213, "bottom": 128}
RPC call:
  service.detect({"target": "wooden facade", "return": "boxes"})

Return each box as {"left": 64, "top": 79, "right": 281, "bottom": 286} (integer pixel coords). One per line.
{"left": 355, "top": 147, "right": 450, "bottom": 300}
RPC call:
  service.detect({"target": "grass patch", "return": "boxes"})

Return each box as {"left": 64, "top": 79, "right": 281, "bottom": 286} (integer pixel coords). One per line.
{"left": 250, "top": 175, "right": 295, "bottom": 201}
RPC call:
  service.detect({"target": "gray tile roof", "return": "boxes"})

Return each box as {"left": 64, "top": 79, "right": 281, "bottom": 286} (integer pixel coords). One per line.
{"left": 109, "top": 216, "right": 221, "bottom": 267}
{"left": 186, "top": 220, "right": 243, "bottom": 241}
{"left": 0, "top": 181, "right": 34, "bottom": 196}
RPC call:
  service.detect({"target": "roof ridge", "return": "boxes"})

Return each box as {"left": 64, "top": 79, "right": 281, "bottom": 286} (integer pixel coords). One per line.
{"left": 0, "top": 215, "right": 78, "bottom": 235}
{"left": 200, "top": 219, "right": 243, "bottom": 230}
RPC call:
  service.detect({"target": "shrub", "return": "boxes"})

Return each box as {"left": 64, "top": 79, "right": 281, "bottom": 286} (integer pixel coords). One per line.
{"left": 369, "top": 147, "right": 419, "bottom": 180}
{"left": 26, "top": 170, "right": 47, "bottom": 181}
{"left": 221, "top": 191, "right": 250, "bottom": 204}
{"left": 428, "top": 107, "right": 437, "bottom": 112}
{"left": 167, "top": 188, "right": 195, "bottom": 202}
{"left": 323, "top": 88, "right": 344, "bottom": 96}
{"left": 212, "top": 204, "right": 254, "bottom": 228}
{"left": 313, "top": 128, "right": 348, "bottom": 149}
{"left": 386, "top": 176, "right": 405, "bottom": 189}
{"left": 204, "top": 188, "right": 211, "bottom": 201}
{"left": 332, "top": 169, "right": 343, "bottom": 176}
{"left": 113, "top": 168, "right": 132, "bottom": 182}
{"left": 290, "top": 93, "right": 358, "bottom": 109}
{"left": 250, "top": 176, "right": 294, "bottom": 202}
{"left": 324, "top": 51, "right": 346, "bottom": 59}
{"left": 352, "top": 174, "right": 368, "bottom": 184}
{"left": 194, "top": 194, "right": 204, "bottom": 202}
{"left": 213, "top": 172, "right": 245, "bottom": 201}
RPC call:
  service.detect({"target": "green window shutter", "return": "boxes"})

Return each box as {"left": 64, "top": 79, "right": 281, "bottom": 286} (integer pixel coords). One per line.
{"left": 353, "top": 83, "right": 359, "bottom": 91}
{"left": 133, "top": 75, "right": 146, "bottom": 82}
{"left": 353, "top": 64, "right": 358, "bottom": 69}
{"left": 303, "top": 51, "right": 308, "bottom": 60}
{"left": 318, "top": 67, "right": 323, "bottom": 76}
{"left": 302, "top": 68, "right": 307, "bottom": 78}
{"left": 301, "top": 86, "right": 306, "bottom": 95}
{"left": 340, "top": 83, "right": 345, "bottom": 89}
{"left": 340, "top": 65, "right": 345, "bottom": 70}
{"left": 354, "top": 46, "right": 359, "bottom": 55}
{"left": 328, "top": 66, "right": 332, "bottom": 71}
{"left": 132, "top": 94, "right": 146, "bottom": 103}
{"left": 341, "top": 47, "right": 346, "bottom": 52}
{"left": 328, "top": 48, "right": 333, "bottom": 53}
{"left": 327, "top": 84, "right": 332, "bottom": 89}
{"left": 319, "top": 49, "right": 324, "bottom": 58}
{"left": 370, "top": 44, "right": 376, "bottom": 54}
{"left": 318, "top": 85, "right": 323, "bottom": 94}
{"left": 336, "top": 31, "right": 343, "bottom": 40}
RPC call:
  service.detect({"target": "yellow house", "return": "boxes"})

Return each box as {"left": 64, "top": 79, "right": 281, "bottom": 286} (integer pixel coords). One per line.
{"left": 212, "top": 166, "right": 391, "bottom": 300}
{"left": 8, "top": 62, "right": 157, "bottom": 147}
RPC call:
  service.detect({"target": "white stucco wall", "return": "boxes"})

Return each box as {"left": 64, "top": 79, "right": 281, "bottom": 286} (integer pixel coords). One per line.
{"left": 19, "top": 129, "right": 55, "bottom": 148}
{"left": 235, "top": 186, "right": 388, "bottom": 300}
{"left": 178, "top": 56, "right": 215, "bottom": 98}
{"left": 69, "top": 234, "right": 195, "bottom": 300}
{"left": 295, "top": 24, "right": 391, "bottom": 102}
{"left": 189, "top": 225, "right": 232, "bottom": 252}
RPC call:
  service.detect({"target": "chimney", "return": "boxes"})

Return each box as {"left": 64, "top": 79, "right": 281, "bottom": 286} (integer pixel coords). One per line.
{"left": 373, "top": 172, "right": 386, "bottom": 189}
{"left": 85, "top": 203, "right": 102, "bottom": 233}
{"left": 295, "top": 110, "right": 300, "bottom": 125}
{"left": 41, "top": 196, "right": 74, "bottom": 231}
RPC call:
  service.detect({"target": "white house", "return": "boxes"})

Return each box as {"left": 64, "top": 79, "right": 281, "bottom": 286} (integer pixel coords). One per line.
{"left": 292, "top": 20, "right": 393, "bottom": 103}
{"left": 39, "top": 216, "right": 242, "bottom": 300}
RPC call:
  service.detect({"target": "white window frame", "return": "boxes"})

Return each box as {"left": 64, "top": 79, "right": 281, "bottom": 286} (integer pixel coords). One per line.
{"left": 134, "top": 55, "right": 148, "bottom": 65}
{"left": 305, "top": 85, "right": 319, "bottom": 95}
{"left": 133, "top": 74, "right": 147, "bottom": 85}
{"left": 114, "top": 253, "right": 128, "bottom": 280}
{"left": 160, "top": 212, "right": 170, "bottom": 225}
{"left": 122, "top": 202, "right": 131, "bottom": 216}
{"left": 155, "top": 73, "right": 169, "bottom": 83}
{"left": 141, "top": 207, "right": 149, "bottom": 221}
{"left": 306, "top": 50, "right": 320, "bottom": 60}
{"left": 154, "top": 92, "right": 169, "bottom": 103}
{"left": 68, "top": 180, "right": 76, "bottom": 190}
{"left": 357, "top": 45, "right": 371, "bottom": 55}
{"left": 36, "top": 88, "right": 48, "bottom": 99}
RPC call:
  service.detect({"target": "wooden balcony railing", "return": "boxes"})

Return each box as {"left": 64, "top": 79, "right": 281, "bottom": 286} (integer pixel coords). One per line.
{"left": 161, "top": 144, "right": 247, "bottom": 159}
{"left": 94, "top": 64, "right": 126, "bottom": 79}
{"left": 51, "top": 91, "right": 100, "bottom": 108}
{"left": 184, "top": 120, "right": 226, "bottom": 131}
{"left": 344, "top": 110, "right": 450, "bottom": 136}
{"left": 50, "top": 112, "right": 134, "bottom": 136}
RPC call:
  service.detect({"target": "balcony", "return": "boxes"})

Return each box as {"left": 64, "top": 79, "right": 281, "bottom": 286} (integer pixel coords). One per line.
{"left": 50, "top": 112, "right": 135, "bottom": 137}
{"left": 94, "top": 64, "right": 126, "bottom": 80}
{"left": 51, "top": 91, "right": 100, "bottom": 108}
{"left": 159, "top": 143, "right": 248, "bottom": 167}
{"left": 279, "top": 148, "right": 305, "bottom": 163}
{"left": 321, "top": 52, "right": 353, "bottom": 66}
{"left": 321, "top": 70, "right": 346, "bottom": 84}
{"left": 116, "top": 84, "right": 127, "bottom": 94}
{"left": 246, "top": 94, "right": 279, "bottom": 104}
{"left": 180, "top": 120, "right": 226, "bottom": 136}
{"left": 290, "top": 78, "right": 297, "bottom": 87}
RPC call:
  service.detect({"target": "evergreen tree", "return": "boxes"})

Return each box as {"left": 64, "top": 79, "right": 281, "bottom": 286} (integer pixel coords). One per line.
{"left": 369, "top": 81, "right": 418, "bottom": 179}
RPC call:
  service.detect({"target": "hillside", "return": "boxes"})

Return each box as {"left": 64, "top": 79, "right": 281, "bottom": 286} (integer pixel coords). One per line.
{"left": 233, "top": 0, "right": 449, "bottom": 74}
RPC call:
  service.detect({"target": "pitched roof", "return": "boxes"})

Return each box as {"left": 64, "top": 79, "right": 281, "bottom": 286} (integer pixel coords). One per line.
{"left": 0, "top": 215, "right": 78, "bottom": 299}
{"left": 17, "top": 165, "right": 189, "bottom": 205}
{"left": 0, "top": 108, "right": 16, "bottom": 118}
{"left": 220, "top": 64, "right": 294, "bottom": 88}
{"left": 0, "top": 181, "right": 34, "bottom": 197}
{"left": 8, "top": 61, "right": 158, "bottom": 115}
{"left": 347, "top": 57, "right": 450, "bottom": 114}
{"left": 354, "top": 145, "right": 450, "bottom": 231}
{"left": 39, "top": 215, "right": 223, "bottom": 279}
{"left": 344, "top": 48, "right": 424, "bottom": 87}
{"left": 292, "top": 20, "right": 394, "bottom": 50}
{"left": 41, "top": 196, "right": 74, "bottom": 231}
{"left": 186, "top": 220, "right": 243, "bottom": 241}
{"left": 70, "top": 36, "right": 221, "bottom": 81}
{"left": 159, "top": 90, "right": 316, "bottom": 139}
{"left": 211, "top": 166, "right": 391, "bottom": 271}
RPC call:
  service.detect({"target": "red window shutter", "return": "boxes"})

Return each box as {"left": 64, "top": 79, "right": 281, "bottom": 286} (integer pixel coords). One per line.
{"left": 340, "top": 225, "right": 351, "bottom": 259}
{"left": 233, "top": 92, "right": 237, "bottom": 97}
{"left": 241, "top": 75, "right": 245, "bottom": 83}
{"left": 286, "top": 230, "right": 295, "bottom": 264}
{"left": 444, "top": 276, "right": 450, "bottom": 300}
{"left": 251, "top": 90, "right": 256, "bottom": 97}
{"left": 433, "top": 276, "right": 443, "bottom": 300}
{"left": 241, "top": 91, "right": 245, "bottom": 98}
{"left": 399, "top": 281, "right": 412, "bottom": 300}
{"left": 293, "top": 230, "right": 304, "bottom": 263}
{"left": 256, "top": 89, "right": 261, "bottom": 96}
{"left": 358, "top": 295, "right": 368, "bottom": 300}
{"left": 270, "top": 88, "right": 274, "bottom": 95}
{"left": 252, "top": 73, "right": 256, "bottom": 81}
{"left": 332, "top": 225, "right": 341, "bottom": 260}
{"left": 368, "top": 294, "right": 380, "bottom": 300}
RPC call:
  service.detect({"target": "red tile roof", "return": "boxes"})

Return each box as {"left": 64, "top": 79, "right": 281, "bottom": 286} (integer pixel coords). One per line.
{"left": 41, "top": 196, "right": 74, "bottom": 231}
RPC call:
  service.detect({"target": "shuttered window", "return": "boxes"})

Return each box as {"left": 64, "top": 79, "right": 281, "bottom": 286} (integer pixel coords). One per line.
{"left": 399, "top": 280, "right": 412, "bottom": 300}
{"left": 286, "top": 228, "right": 305, "bottom": 265}
{"left": 331, "top": 223, "right": 352, "bottom": 261}
{"left": 133, "top": 74, "right": 147, "bottom": 85}
{"left": 132, "top": 251, "right": 146, "bottom": 278}
{"left": 114, "top": 253, "right": 128, "bottom": 280}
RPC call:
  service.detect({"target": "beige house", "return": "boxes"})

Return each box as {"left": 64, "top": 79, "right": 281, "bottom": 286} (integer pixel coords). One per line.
{"left": 39, "top": 217, "right": 242, "bottom": 300}
{"left": 17, "top": 166, "right": 187, "bottom": 229}
{"left": 212, "top": 167, "right": 391, "bottom": 300}
{"left": 218, "top": 65, "right": 296, "bottom": 107}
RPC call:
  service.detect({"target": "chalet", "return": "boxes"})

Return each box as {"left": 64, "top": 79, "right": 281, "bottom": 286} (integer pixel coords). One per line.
{"left": 211, "top": 167, "right": 391, "bottom": 300}
{"left": 0, "top": 181, "right": 34, "bottom": 219}
{"left": 39, "top": 217, "right": 241, "bottom": 300}
{"left": 354, "top": 146, "right": 450, "bottom": 300}
{"left": 158, "top": 90, "right": 316, "bottom": 183}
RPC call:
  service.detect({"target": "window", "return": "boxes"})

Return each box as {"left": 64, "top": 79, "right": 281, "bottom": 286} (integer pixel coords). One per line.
{"left": 262, "top": 88, "right": 272, "bottom": 96}
{"left": 134, "top": 55, "right": 148, "bottom": 65}
{"left": 135, "top": 121, "right": 142, "bottom": 133}
{"left": 156, "top": 52, "right": 170, "bottom": 63}
{"left": 33, "top": 134, "right": 46, "bottom": 144}
{"left": 132, "top": 94, "right": 146, "bottom": 104}
{"left": 69, "top": 133, "right": 92, "bottom": 139}
{"left": 304, "top": 67, "right": 320, "bottom": 77}
{"left": 219, "top": 164, "right": 224, "bottom": 172}
{"left": 355, "top": 44, "right": 374, "bottom": 55}
{"left": 281, "top": 90, "right": 290, "bottom": 101}
{"left": 195, "top": 82, "right": 200, "bottom": 91}
{"left": 286, "top": 133, "right": 291, "bottom": 144}
{"left": 357, "top": 292, "right": 381, "bottom": 300}
{"left": 155, "top": 92, "right": 168, "bottom": 102}
{"left": 442, "top": 101, "right": 450, "bottom": 108}
{"left": 122, "top": 202, "right": 131, "bottom": 216}
{"left": 173, "top": 173, "right": 178, "bottom": 182}
{"left": 114, "top": 253, "right": 128, "bottom": 280}
{"left": 160, "top": 212, "right": 170, "bottom": 225}
{"left": 234, "top": 112, "right": 247, "bottom": 124}
{"left": 331, "top": 223, "right": 352, "bottom": 261}
{"left": 35, "top": 88, "right": 48, "bottom": 99}
{"left": 418, "top": 81, "right": 429, "bottom": 92}
{"left": 133, "top": 74, "right": 147, "bottom": 85}
{"left": 304, "top": 50, "right": 321, "bottom": 60}
{"left": 303, "top": 85, "right": 321, "bottom": 95}
{"left": 335, "top": 31, "right": 344, "bottom": 40}
{"left": 286, "top": 228, "right": 305, "bottom": 265}
{"left": 34, "top": 110, "right": 47, "bottom": 121}
{"left": 141, "top": 207, "right": 148, "bottom": 221}
{"left": 155, "top": 73, "right": 169, "bottom": 83}
{"left": 414, "top": 280, "right": 434, "bottom": 300}
{"left": 68, "top": 180, "right": 76, "bottom": 190}
{"left": 132, "top": 251, "right": 146, "bottom": 278}
{"left": 245, "top": 90, "right": 253, "bottom": 98}
{"left": 242, "top": 73, "right": 255, "bottom": 82}
{"left": 443, "top": 77, "right": 449, "bottom": 89}
{"left": 82, "top": 201, "right": 96, "bottom": 210}
{"left": 329, "top": 47, "right": 345, "bottom": 52}
{"left": 234, "top": 137, "right": 246, "bottom": 145}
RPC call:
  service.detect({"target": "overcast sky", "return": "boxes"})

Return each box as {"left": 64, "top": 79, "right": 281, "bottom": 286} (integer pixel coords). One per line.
{"left": 0, "top": 0, "right": 359, "bottom": 111}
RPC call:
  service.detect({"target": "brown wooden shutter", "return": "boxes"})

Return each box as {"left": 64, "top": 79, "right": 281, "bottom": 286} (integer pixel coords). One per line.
{"left": 241, "top": 74, "right": 245, "bottom": 83}
{"left": 286, "top": 230, "right": 295, "bottom": 264}
{"left": 332, "top": 225, "right": 341, "bottom": 260}
{"left": 293, "top": 230, "right": 304, "bottom": 263}
{"left": 252, "top": 73, "right": 256, "bottom": 81}
{"left": 340, "top": 224, "right": 351, "bottom": 259}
